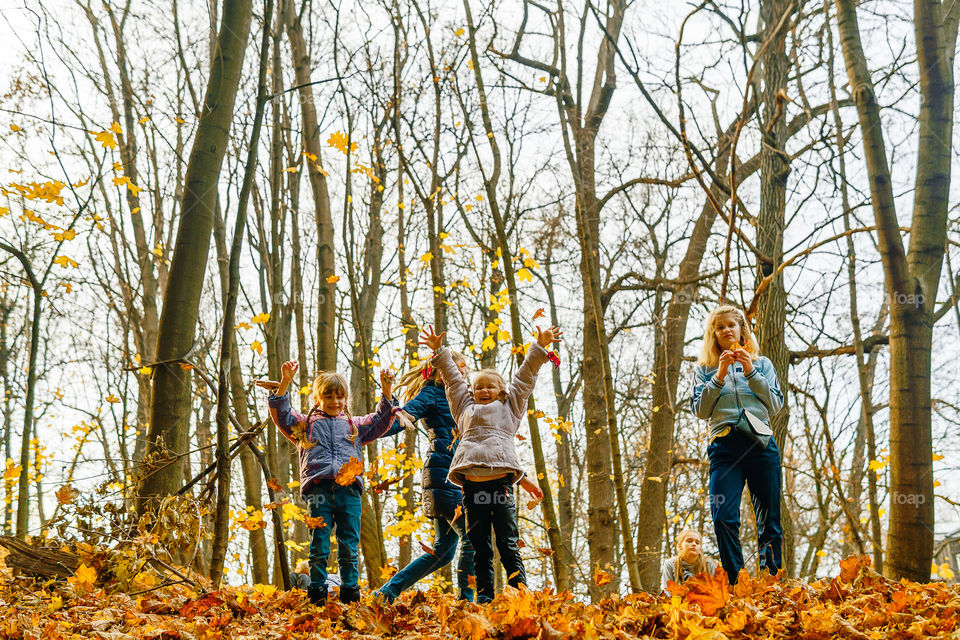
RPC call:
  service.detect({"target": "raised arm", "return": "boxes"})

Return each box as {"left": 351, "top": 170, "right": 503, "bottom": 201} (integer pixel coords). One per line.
{"left": 356, "top": 392, "right": 399, "bottom": 444}
{"left": 506, "top": 342, "right": 549, "bottom": 418}
{"left": 433, "top": 346, "right": 473, "bottom": 422}
{"left": 268, "top": 391, "right": 307, "bottom": 445}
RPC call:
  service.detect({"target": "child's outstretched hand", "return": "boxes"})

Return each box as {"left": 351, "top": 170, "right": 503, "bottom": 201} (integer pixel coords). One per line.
{"left": 519, "top": 475, "right": 544, "bottom": 501}
{"left": 535, "top": 325, "right": 563, "bottom": 349}
{"left": 281, "top": 360, "right": 299, "bottom": 381}
{"left": 380, "top": 369, "right": 395, "bottom": 398}
{"left": 419, "top": 325, "right": 446, "bottom": 352}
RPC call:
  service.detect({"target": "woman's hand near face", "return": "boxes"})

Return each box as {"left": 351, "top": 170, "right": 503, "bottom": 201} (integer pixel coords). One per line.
{"left": 717, "top": 350, "right": 736, "bottom": 381}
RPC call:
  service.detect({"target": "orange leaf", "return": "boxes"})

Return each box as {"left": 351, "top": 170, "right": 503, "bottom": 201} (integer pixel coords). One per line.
{"left": 532, "top": 308, "right": 545, "bottom": 320}
{"left": 304, "top": 515, "right": 326, "bottom": 529}
{"left": 180, "top": 592, "right": 224, "bottom": 620}
{"left": 453, "top": 505, "right": 463, "bottom": 521}
{"left": 536, "top": 547, "right": 554, "bottom": 556}
{"left": 335, "top": 457, "right": 363, "bottom": 486}
{"left": 418, "top": 540, "right": 435, "bottom": 555}
{"left": 593, "top": 565, "right": 613, "bottom": 587}
{"left": 267, "top": 478, "right": 283, "bottom": 492}
{"left": 55, "top": 484, "right": 79, "bottom": 505}
{"left": 683, "top": 566, "right": 729, "bottom": 616}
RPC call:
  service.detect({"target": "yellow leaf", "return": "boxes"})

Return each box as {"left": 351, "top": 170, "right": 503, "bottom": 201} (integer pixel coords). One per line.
{"left": 174, "top": 116, "right": 186, "bottom": 124}
{"left": 380, "top": 564, "right": 397, "bottom": 580}
{"left": 138, "top": 116, "right": 150, "bottom": 124}
{"left": 68, "top": 563, "right": 97, "bottom": 593}
{"left": 251, "top": 340, "right": 263, "bottom": 355}
{"left": 326, "top": 275, "right": 340, "bottom": 283}
{"left": 327, "top": 130, "right": 358, "bottom": 155}
{"left": 105, "top": 394, "right": 120, "bottom": 403}
{"left": 251, "top": 312, "right": 270, "bottom": 324}
{"left": 299, "top": 386, "right": 309, "bottom": 395}
{"left": 455, "top": 27, "right": 465, "bottom": 37}
{"left": 152, "top": 244, "right": 163, "bottom": 257}
{"left": 48, "top": 595, "right": 62, "bottom": 612}
{"left": 138, "top": 366, "right": 153, "bottom": 375}
{"left": 9, "top": 124, "right": 21, "bottom": 132}
{"left": 481, "top": 335, "right": 496, "bottom": 351}
{"left": 60, "top": 282, "right": 72, "bottom": 293}
{"left": 419, "top": 252, "right": 433, "bottom": 264}
{"left": 94, "top": 130, "right": 117, "bottom": 149}
{"left": 52, "top": 229, "right": 76, "bottom": 242}
{"left": 110, "top": 121, "right": 122, "bottom": 134}
{"left": 253, "top": 583, "right": 277, "bottom": 597}
{"left": 53, "top": 255, "right": 78, "bottom": 269}
{"left": 0, "top": 207, "right": 8, "bottom": 218}
{"left": 516, "top": 268, "right": 532, "bottom": 282}
{"left": 284, "top": 165, "right": 299, "bottom": 173}
{"left": 932, "top": 453, "right": 944, "bottom": 461}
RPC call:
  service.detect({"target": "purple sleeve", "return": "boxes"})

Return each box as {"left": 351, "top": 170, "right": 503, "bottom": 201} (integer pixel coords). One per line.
{"left": 268, "top": 392, "right": 306, "bottom": 445}
{"left": 356, "top": 393, "right": 397, "bottom": 444}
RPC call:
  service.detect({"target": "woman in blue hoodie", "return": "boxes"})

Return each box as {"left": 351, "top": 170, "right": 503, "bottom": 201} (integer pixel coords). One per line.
{"left": 375, "top": 352, "right": 476, "bottom": 603}
{"left": 690, "top": 305, "right": 784, "bottom": 585}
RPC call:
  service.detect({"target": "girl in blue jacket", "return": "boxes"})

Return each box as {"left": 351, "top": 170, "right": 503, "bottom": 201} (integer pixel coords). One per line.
{"left": 375, "top": 352, "right": 476, "bottom": 603}
{"left": 690, "top": 305, "right": 784, "bottom": 585}
{"left": 267, "top": 361, "right": 396, "bottom": 605}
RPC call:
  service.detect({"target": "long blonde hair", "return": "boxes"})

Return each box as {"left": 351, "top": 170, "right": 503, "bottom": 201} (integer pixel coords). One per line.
{"left": 697, "top": 305, "right": 759, "bottom": 367}
{"left": 308, "top": 371, "right": 358, "bottom": 442}
{"left": 396, "top": 351, "right": 467, "bottom": 403}
{"left": 674, "top": 528, "right": 709, "bottom": 582}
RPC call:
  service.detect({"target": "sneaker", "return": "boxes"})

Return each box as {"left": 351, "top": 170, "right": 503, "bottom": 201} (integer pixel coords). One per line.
{"left": 340, "top": 585, "right": 362, "bottom": 604}
{"left": 307, "top": 585, "right": 327, "bottom": 605}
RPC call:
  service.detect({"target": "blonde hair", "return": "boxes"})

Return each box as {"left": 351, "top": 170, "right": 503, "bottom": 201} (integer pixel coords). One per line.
{"left": 674, "top": 528, "right": 709, "bottom": 582}
{"left": 473, "top": 369, "right": 508, "bottom": 402}
{"left": 396, "top": 351, "right": 467, "bottom": 403}
{"left": 295, "top": 560, "right": 310, "bottom": 574}
{"left": 308, "top": 371, "right": 358, "bottom": 442}
{"left": 697, "top": 305, "right": 759, "bottom": 367}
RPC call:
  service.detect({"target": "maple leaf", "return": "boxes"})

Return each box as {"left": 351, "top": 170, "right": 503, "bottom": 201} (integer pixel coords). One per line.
{"left": 380, "top": 564, "right": 397, "bottom": 580}
{"left": 55, "top": 484, "right": 79, "bottom": 505}
{"left": 532, "top": 308, "right": 546, "bottom": 320}
{"left": 683, "top": 566, "right": 729, "bottom": 616}
{"left": 180, "top": 592, "right": 224, "bottom": 620}
{"left": 68, "top": 563, "right": 97, "bottom": 593}
{"left": 593, "top": 565, "right": 613, "bottom": 587}
{"left": 536, "top": 547, "right": 554, "bottom": 556}
{"left": 250, "top": 340, "right": 263, "bottom": 355}
{"left": 266, "top": 478, "right": 283, "bottom": 492}
{"left": 304, "top": 515, "right": 326, "bottom": 529}
{"left": 94, "top": 130, "right": 117, "bottom": 149}
{"left": 53, "top": 255, "right": 78, "bottom": 269}
{"left": 105, "top": 394, "right": 120, "bottom": 403}
{"left": 326, "top": 275, "right": 340, "bottom": 283}
{"left": 335, "top": 457, "right": 363, "bottom": 486}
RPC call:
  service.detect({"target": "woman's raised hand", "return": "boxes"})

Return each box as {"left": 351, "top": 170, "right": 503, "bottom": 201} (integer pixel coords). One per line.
{"left": 418, "top": 325, "right": 446, "bottom": 352}
{"left": 717, "top": 350, "right": 736, "bottom": 381}
{"left": 535, "top": 325, "right": 563, "bottom": 349}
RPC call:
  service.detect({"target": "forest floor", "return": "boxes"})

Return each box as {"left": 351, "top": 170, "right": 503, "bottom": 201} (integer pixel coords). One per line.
{"left": 0, "top": 556, "right": 957, "bottom": 639}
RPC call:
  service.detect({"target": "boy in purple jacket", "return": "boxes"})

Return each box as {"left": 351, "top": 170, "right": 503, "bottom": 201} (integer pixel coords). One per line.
{"left": 267, "top": 361, "right": 396, "bottom": 605}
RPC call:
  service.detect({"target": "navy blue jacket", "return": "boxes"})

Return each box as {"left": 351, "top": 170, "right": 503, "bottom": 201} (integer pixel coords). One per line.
{"left": 385, "top": 381, "right": 463, "bottom": 519}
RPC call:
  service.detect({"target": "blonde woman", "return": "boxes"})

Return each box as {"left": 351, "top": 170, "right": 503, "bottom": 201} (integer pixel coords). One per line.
{"left": 660, "top": 529, "right": 718, "bottom": 592}
{"left": 690, "top": 305, "right": 784, "bottom": 585}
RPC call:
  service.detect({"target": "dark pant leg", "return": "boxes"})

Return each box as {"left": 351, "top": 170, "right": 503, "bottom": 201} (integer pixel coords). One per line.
{"left": 449, "top": 512, "right": 476, "bottom": 600}
{"left": 490, "top": 481, "right": 525, "bottom": 589}
{"left": 744, "top": 438, "right": 783, "bottom": 576}
{"left": 708, "top": 435, "right": 747, "bottom": 585}
{"left": 463, "top": 481, "right": 495, "bottom": 602}
{"left": 333, "top": 484, "right": 363, "bottom": 589}
{"left": 305, "top": 484, "right": 335, "bottom": 587}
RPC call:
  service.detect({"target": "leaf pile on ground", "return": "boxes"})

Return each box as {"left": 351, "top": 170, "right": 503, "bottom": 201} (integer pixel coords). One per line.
{"left": 0, "top": 556, "right": 958, "bottom": 639}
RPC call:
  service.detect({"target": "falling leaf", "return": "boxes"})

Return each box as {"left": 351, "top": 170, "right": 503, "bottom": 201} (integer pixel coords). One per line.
{"left": 453, "top": 505, "right": 463, "bottom": 521}
{"left": 251, "top": 312, "right": 270, "bottom": 324}
{"left": 304, "top": 515, "right": 326, "bottom": 529}
{"left": 455, "top": 27, "right": 465, "bottom": 37}
{"left": 536, "top": 547, "right": 554, "bottom": 556}
{"left": 53, "top": 255, "right": 78, "bottom": 269}
{"left": 380, "top": 564, "right": 397, "bottom": 580}
{"left": 52, "top": 227, "right": 76, "bottom": 242}
{"left": 105, "top": 394, "right": 120, "bottom": 403}
{"left": 251, "top": 340, "right": 263, "bottom": 355}
{"left": 594, "top": 565, "right": 613, "bottom": 587}
{"left": 532, "top": 308, "right": 546, "bottom": 320}
{"left": 335, "top": 457, "right": 363, "bottom": 486}
{"left": 526, "top": 498, "right": 539, "bottom": 510}
{"left": 138, "top": 366, "right": 152, "bottom": 375}
{"left": 326, "top": 275, "right": 340, "bottom": 283}
{"left": 516, "top": 268, "right": 533, "bottom": 282}
{"left": 55, "top": 484, "right": 79, "bottom": 505}
{"left": 9, "top": 124, "right": 21, "bottom": 132}
{"left": 94, "top": 130, "right": 117, "bottom": 149}
{"left": 109, "top": 122, "right": 122, "bottom": 134}
{"left": 267, "top": 478, "right": 283, "bottom": 492}
{"left": 179, "top": 363, "right": 194, "bottom": 371}
{"left": 418, "top": 540, "right": 435, "bottom": 555}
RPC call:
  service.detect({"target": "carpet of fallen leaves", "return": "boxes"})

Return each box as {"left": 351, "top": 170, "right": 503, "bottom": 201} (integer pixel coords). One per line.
{"left": 1, "top": 556, "right": 959, "bottom": 639}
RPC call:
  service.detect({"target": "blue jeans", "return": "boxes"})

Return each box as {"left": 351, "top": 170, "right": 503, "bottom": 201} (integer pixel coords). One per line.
{"left": 304, "top": 480, "right": 362, "bottom": 589}
{"left": 377, "top": 514, "right": 475, "bottom": 602}
{"left": 708, "top": 429, "right": 782, "bottom": 585}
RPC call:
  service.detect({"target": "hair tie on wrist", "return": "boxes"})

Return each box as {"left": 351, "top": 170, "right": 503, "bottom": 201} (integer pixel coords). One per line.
{"left": 422, "top": 364, "right": 433, "bottom": 380}
{"left": 547, "top": 351, "right": 561, "bottom": 369}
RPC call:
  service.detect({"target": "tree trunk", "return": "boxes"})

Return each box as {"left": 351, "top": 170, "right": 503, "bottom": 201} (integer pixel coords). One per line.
{"left": 138, "top": 0, "right": 252, "bottom": 515}
{"left": 210, "top": 0, "right": 273, "bottom": 584}
{"left": 282, "top": 0, "right": 337, "bottom": 371}
{"left": 752, "top": 0, "right": 795, "bottom": 576}
{"left": 834, "top": 0, "right": 957, "bottom": 581}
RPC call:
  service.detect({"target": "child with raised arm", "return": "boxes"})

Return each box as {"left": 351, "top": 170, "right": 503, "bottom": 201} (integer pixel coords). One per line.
{"left": 265, "top": 361, "right": 396, "bottom": 605}
{"left": 419, "top": 324, "right": 560, "bottom": 603}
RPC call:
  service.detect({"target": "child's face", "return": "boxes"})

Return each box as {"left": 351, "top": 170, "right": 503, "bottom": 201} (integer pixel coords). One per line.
{"left": 473, "top": 373, "right": 503, "bottom": 405}
{"left": 714, "top": 314, "right": 742, "bottom": 350}
{"left": 318, "top": 390, "right": 346, "bottom": 416}
{"left": 678, "top": 533, "right": 702, "bottom": 563}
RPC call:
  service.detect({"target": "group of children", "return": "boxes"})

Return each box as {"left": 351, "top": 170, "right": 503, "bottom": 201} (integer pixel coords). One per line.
{"left": 264, "top": 324, "right": 559, "bottom": 605}
{"left": 263, "top": 302, "right": 780, "bottom": 605}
